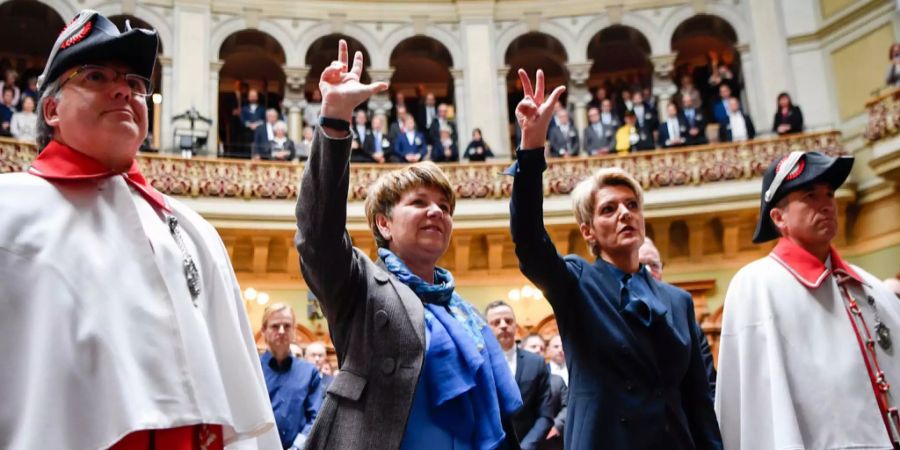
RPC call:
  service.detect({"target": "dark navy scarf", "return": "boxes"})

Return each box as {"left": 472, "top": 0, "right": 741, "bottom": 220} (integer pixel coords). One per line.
{"left": 379, "top": 248, "right": 523, "bottom": 450}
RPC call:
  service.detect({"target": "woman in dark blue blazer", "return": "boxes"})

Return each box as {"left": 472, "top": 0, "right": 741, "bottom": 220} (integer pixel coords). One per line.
{"left": 508, "top": 69, "right": 722, "bottom": 450}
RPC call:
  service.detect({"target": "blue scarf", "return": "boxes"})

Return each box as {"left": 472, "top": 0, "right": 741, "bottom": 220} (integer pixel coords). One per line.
{"left": 379, "top": 249, "right": 522, "bottom": 450}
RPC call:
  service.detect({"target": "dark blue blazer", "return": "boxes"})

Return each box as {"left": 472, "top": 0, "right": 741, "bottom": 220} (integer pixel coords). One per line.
{"left": 393, "top": 132, "right": 427, "bottom": 160}
{"left": 508, "top": 149, "right": 722, "bottom": 450}
{"left": 512, "top": 349, "right": 554, "bottom": 450}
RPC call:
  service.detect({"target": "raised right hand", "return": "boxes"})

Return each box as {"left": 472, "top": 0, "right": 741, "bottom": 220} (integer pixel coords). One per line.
{"left": 515, "top": 69, "right": 565, "bottom": 150}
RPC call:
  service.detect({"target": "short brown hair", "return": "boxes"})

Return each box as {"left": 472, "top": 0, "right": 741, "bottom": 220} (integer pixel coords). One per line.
{"left": 364, "top": 161, "right": 456, "bottom": 249}
{"left": 571, "top": 168, "right": 644, "bottom": 256}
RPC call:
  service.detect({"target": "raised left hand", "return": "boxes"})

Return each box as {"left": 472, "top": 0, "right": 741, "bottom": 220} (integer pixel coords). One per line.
{"left": 319, "top": 40, "right": 388, "bottom": 122}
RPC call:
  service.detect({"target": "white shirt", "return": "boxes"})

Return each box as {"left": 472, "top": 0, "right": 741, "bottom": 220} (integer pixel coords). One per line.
{"left": 549, "top": 361, "right": 568, "bottom": 386}
{"left": 10, "top": 111, "right": 37, "bottom": 143}
{"left": 728, "top": 111, "right": 748, "bottom": 141}
{"left": 405, "top": 131, "right": 417, "bottom": 145}
{"left": 356, "top": 125, "right": 367, "bottom": 145}
{"left": 667, "top": 118, "right": 681, "bottom": 141}
{"left": 716, "top": 250, "right": 900, "bottom": 450}
{"left": 504, "top": 346, "right": 517, "bottom": 377}
{"left": 0, "top": 173, "right": 279, "bottom": 450}
{"left": 266, "top": 123, "right": 275, "bottom": 141}
{"left": 600, "top": 112, "right": 614, "bottom": 126}
{"left": 304, "top": 103, "right": 321, "bottom": 127}
{"left": 634, "top": 105, "right": 645, "bottom": 125}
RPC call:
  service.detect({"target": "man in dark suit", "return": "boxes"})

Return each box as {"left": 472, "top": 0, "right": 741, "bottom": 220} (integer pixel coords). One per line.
{"left": 680, "top": 93, "right": 708, "bottom": 146}
{"left": 718, "top": 97, "right": 756, "bottom": 143}
{"left": 712, "top": 84, "right": 733, "bottom": 125}
{"left": 522, "top": 335, "right": 567, "bottom": 450}
{"left": 547, "top": 108, "right": 579, "bottom": 157}
{"left": 486, "top": 301, "right": 554, "bottom": 450}
{"left": 428, "top": 103, "right": 458, "bottom": 148}
{"left": 350, "top": 109, "right": 377, "bottom": 162}
{"left": 414, "top": 91, "right": 437, "bottom": 134}
{"left": 253, "top": 108, "right": 280, "bottom": 156}
{"left": 658, "top": 103, "right": 688, "bottom": 149}
{"left": 240, "top": 88, "right": 266, "bottom": 150}
{"left": 630, "top": 90, "right": 658, "bottom": 146}
{"left": 393, "top": 115, "right": 427, "bottom": 162}
{"left": 582, "top": 107, "right": 615, "bottom": 155}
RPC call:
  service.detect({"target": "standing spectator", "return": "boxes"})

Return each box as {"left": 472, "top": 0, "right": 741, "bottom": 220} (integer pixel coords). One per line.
{"left": 599, "top": 98, "right": 620, "bottom": 130}
{"left": 416, "top": 91, "right": 437, "bottom": 133}
{"left": 772, "top": 92, "right": 804, "bottom": 135}
{"left": 304, "top": 89, "right": 322, "bottom": 128}
{"left": 712, "top": 84, "right": 734, "bottom": 124}
{"left": 545, "top": 335, "right": 568, "bottom": 386}
{"left": 463, "top": 128, "right": 494, "bottom": 162}
{"left": 886, "top": 44, "right": 900, "bottom": 86}
{"left": 367, "top": 113, "right": 391, "bottom": 164}
{"left": 241, "top": 88, "right": 266, "bottom": 152}
{"left": 297, "top": 125, "right": 314, "bottom": 161}
{"left": 20, "top": 76, "right": 38, "bottom": 107}
{"left": 262, "top": 121, "right": 296, "bottom": 161}
{"left": 681, "top": 92, "right": 709, "bottom": 146}
{"left": 431, "top": 127, "right": 458, "bottom": 162}
{"left": 0, "top": 87, "right": 14, "bottom": 136}
{"left": 719, "top": 97, "right": 755, "bottom": 142}
{"left": 548, "top": 108, "right": 579, "bottom": 157}
{"left": 587, "top": 85, "right": 610, "bottom": 111}
{"left": 631, "top": 90, "right": 657, "bottom": 145}
{"left": 304, "top": 341, "right": 334, "bottom": 393}
{"left": 0, "top": 70, "right": 20, "bottom": 109}
{"left": 254, "top": 108, "right": 279, "bottom": 157}
{"left": 522, "top": 334, "right": 546, "bottom": 354}
{"left": 389, "top": 104, "right": 408, "bottom": 142}
{"left": 642, "top": 87, "right": 659, "bottom": 119}
{"left": 510, "top": 69, "right": 722, "bottom": 450}
{"left": 486, "top": 301, "right": 554, "bottom": 450}
{"left": 428, "top": 103, "right": 457, "bottom": 148}
{"left": 10, "top": 95, "right": 37, "bottom": 143}
{"left": 659, "top": 102, "right": 688, "bottom": 148}
{"left": 350, "top": 109, "right": 374, "bottom": 163}
{"left": 614, "top": 111, "right": 654, "bottom": 153}
{"left": 521, "top": 335, "right": 567, "bottom": 450}
{"left": 617, "top": 86, "right": 634, "bottom": 122}
{"left": 393, "top": 114, "right": 427, "bottom": 162}
{"left": 582, "top": 106, "right": 614, "bottom": 155}
{"left": 260, "top": 303, "right": 322, "bottom": 450}
{"left": 678, "top": 74, "right": 702, "bottom": 110}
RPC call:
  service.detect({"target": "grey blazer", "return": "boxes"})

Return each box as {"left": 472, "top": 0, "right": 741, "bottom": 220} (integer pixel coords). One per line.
{"left": 296, "top": 129, "right": 520, "bottom": 450}
{"left": 582, "top": 122, "right": 614, "bottom": 155}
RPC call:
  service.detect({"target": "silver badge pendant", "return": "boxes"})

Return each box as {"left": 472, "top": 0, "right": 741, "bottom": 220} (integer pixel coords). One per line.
{"left": 876, "top": 323, "right": 892, "bottom": 351}
{"left": 167, "top": 215, "right": 202, "bottom": 306}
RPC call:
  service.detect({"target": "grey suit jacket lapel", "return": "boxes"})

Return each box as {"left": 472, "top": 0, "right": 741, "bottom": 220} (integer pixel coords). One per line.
{"left": 374, "top": 259, "right": 425, "bottom": 348}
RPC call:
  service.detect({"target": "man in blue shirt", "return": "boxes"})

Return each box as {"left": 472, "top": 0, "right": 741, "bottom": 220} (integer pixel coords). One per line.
{"left": 260, "top": 303, "right": 323, "bottom": 450}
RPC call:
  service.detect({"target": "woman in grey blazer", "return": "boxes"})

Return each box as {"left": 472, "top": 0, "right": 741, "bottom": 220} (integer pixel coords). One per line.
{"left": 296, "top": 40, "right": 522, "bottom": 450}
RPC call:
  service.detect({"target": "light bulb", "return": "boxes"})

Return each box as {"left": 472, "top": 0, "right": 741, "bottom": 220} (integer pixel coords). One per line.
{"left": 257, "top": 292, "right": 270, "bottom": 305}
{"left": 508, "top": 289, "right": 520, "bottom": 301}
{"left": 244, "top": 287, "right": 257, "bottom": 301}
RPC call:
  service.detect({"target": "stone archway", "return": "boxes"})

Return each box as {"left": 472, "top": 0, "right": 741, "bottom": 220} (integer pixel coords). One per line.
{"left": 586, "top": 25, "right": 653, "bottom": 118}
{"left": 671, "top": 14, "right": 742, "bottom": 118}
{"left": 0, "top": 0, "right": 65, "bottom": 105}
{"left": 389, "top": 36, "right": 455, "bottom": 134}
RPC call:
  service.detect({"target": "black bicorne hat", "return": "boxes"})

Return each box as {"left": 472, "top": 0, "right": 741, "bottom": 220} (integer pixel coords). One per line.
{"left": 37, "top": 10, "right": 159, "bottom": 93}
{"left": 752, "top": 151, "right": 854, "bottom": 243}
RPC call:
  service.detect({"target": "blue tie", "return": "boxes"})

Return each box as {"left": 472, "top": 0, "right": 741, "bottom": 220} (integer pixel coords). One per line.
{"left": 620, "top": 274, "right": 653, "bottom": 327}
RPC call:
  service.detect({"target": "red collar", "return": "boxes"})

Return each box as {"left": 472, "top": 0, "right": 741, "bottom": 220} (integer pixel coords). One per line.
{"left": 769, "top": 238, "right": 864, "bottom": 288}
{"left": 28, "top": 140, "right": 171, "bottom": 212}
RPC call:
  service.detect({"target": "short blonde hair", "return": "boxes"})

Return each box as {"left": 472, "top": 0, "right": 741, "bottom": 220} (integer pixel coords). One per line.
{"left": 571, "top": 168, "right": 644, "bottom": 256}
{"left": 365, "top": 162, "right": 456, "bottom": 249}
{"left": 261, "top": 302, "right": 295, "bottom": 331}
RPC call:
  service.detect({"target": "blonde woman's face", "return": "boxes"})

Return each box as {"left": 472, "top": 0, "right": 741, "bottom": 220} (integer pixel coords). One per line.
{"left": 581, "top": 185, "right": 645, "bottom": 259}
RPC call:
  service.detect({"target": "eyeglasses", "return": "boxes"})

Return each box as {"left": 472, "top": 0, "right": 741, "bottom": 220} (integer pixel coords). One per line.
{"left": 61, "top": 64, "right": 153, "bottom": 97}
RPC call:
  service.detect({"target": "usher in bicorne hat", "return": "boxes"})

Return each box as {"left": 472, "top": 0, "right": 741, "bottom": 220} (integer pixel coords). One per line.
{"left": 751, "top": 151, "right": 854, "bottom": 244}
{"left": 37, "top": 10, "right": 158, "bottom": 93}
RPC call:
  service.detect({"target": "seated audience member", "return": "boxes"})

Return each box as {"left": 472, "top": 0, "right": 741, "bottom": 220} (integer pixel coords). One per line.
{"left": 614, "top": 111, "right": 654, "bottom": 153}
{"left": 393, "top": 114, "right": 427, "bottom": 162}
{"left": 772, "top": 92, "right": 804, "bottom": 135}
{"left": 659, "top": 102, "right": 688, "bottom": 148}
{"left": 886, "top": 43, "right": 900, "bottom": 87}
{"left": 719, "top": 97, "right": 755, "bottom": 143}
{"left": 464, "top": 128, "right": 494, "bottom": 162}
{"left": 583, "top": 106, "right": 614, "bottom": 155}
{"left": 303, "top": 89, "right": 322, "bottom": 128}
{"left": 256, "top": 121, "right": 295, "bottom": 161}
{"left": 0, "top": 87, "right": 14, "bottom": 136}
{"left": 486, "top": 301, "right": 553, "bottom": 450}
{"left": 548, "top": 108, "right": 579, "bottom": 157}
{"left": 260, "top": 304, "right": 322, "bottom": 450}
{"left": 253, "top": 108, "right": 280, "bottom": 156}
{"left": 712, "top": 83, "right": 734, "bottom": 124}
{"left": 0, "top": 70, "right": 20, "bottom": 109}
{"left": 10, "top": 95, "right": 37, "bottom": 143}
{"left": 431, "top": 127, "right": 458, "bottom": 163}
{"left": 297, "top": 126, "right": 314, "bottom": 162}
{"left": 681, "top": 92, "right": 709, "bottom": 146}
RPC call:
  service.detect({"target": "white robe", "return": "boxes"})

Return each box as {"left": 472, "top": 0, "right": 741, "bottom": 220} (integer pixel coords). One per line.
{"left": 716, "top": 246, "right": 900, "bottom": 450}
{"left": 0, "top": 172, "right": 279, "bottom": 450}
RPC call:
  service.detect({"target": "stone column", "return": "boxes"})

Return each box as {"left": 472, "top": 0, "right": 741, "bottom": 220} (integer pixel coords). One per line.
{"left": 566, "top": 61, "right": 593, "bottom": 136}
{"left": 207, "top": 60, "right": 223, "bottom": 156}
{"left": 738, "top": 44, "right": 764, "bottom": 127}
{"left": 366, "top": 68, "right": 395, "bottom": 117}
{"left": 172, "top": 1, "right": 212, "bottom": 153}
{"left": 745, "top": 0, "right": 795, "bottom": 125}
{"left": 650, "top": 53, "right": 678, "bottom": 125}
{"left": 283, "top": 66, "right": 309, "bottom": 142}
{"left": 158, "top": 56, "right": 174, "bottom": 153}
{"left": 457, "top": 7, "right": 506, "bottom": 158}
{"left": 451, "top": 68, "right": 467, "bottom": 151}
{"left": 497, "top": 66, "right": 512, "bottom": 154}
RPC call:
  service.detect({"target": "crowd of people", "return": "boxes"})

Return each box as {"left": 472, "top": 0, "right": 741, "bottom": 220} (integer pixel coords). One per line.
{"left": 4, "top": 10, "right": 900, "bottom": 450}
{"left": 0, "top": 69, "right": 39, "bottom": 143}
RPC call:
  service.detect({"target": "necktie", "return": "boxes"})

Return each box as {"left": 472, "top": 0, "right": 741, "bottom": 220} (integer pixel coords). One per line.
{"left": 620, "top": 274, "right": 653, "bottom": 327}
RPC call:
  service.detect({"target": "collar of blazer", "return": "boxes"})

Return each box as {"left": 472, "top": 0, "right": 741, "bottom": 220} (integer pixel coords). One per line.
{"left": 372, "top": 255, "right": 426, "bottom": 347}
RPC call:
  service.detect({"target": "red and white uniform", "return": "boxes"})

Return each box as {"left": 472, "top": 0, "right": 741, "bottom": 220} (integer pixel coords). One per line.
{"left": 716, "top": 238, "right": 900, "bottom": 449}
{"left": 0, "top": 142, "right": 279, "bottom": 449}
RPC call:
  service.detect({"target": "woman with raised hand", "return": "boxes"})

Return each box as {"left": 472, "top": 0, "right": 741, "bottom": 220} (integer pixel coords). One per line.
{"left": 296, "top": 40, "right": 522, "bottom": 450}
{"left": 508, "top": 69, "right": 722, "bottom": 450}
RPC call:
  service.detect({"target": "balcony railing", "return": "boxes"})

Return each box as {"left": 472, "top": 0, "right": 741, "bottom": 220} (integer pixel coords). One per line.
{"left": 1, "top": 130, "right": 844, "bottom": 201}
{"left": 865, "top": 86, "right": 900, "bottom": 142}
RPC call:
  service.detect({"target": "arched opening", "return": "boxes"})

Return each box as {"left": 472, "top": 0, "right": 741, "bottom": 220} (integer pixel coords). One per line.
{"left": 669, "top": 220, "right": 690, "bottom": 258}
{"left": 109, "top": 15, "right": 163, "bottom": 152}
{"left": 671, "top": 15, "right": 742, "bottom": 119}
{"left": 586, "top": 25, "right": 653, "bottom": 118}
{"left": 703, "top": 217, "right": 724, "bottom": 254}
{"left": 218, "top": 29, "right": 286, "bottom": 158}
{"left": 0, "top": 0, "right": 65, "bottom": 112}
{"left": 389, "top": 36, "right": 454, "bottom": 133}
{"left": 504, "top": 32, "right": 569, "bottom": 149}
